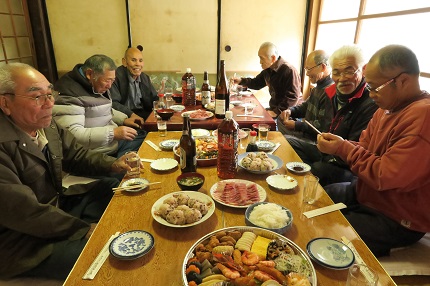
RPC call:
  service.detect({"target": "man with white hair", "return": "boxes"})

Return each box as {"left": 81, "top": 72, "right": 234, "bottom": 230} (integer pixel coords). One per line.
{"left": 234, "top": 42, "right": 302, "bottom": 115}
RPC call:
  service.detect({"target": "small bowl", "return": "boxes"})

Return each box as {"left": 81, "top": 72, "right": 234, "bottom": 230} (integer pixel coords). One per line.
{"left": 245, "top": 202, "right": 293, "bottom": 234}
{"left": 156, "top": 108, "right": 175, "bottom": 121}
{"left": 176, "top": 172, "right": 205, "bottom": 191}
{"left": 172, "top": 94, "right": 183, "bottom": 103}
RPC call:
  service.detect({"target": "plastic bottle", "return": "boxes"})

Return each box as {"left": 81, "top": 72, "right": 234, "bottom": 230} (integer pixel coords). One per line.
{"left": 217, "top": 111, "right": 238, "bottom": 178}
{"left": 182, "top": 68, "right": 196, "bottom": 106}
{"left": 246, "top": 130, "right": 259, "bottom": 152}
{"left": 179, "top": 113, "right": 197, "bottom": 173}
{"left": 215, "top": 60, "right": 229, "bottom": 119}
{"left": 201, "top": 71, "right": 211, "bottom": 106}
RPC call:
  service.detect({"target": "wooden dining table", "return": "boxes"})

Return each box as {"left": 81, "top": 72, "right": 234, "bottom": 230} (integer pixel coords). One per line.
{"left": 143, "top": 94, "right": 276, "bottom": 132}
{"left": 63, "top": 131, "right": 395, "bottom": 286}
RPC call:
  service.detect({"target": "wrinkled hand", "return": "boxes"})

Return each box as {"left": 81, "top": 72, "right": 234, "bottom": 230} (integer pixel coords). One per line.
{"left": 317, "top": 133, "right": 344, "bottom": 155}
{"left": 279, "top": 110, "right": 295, "bottom": 130}
{"left": 85, "top": 223, "right": 97, "bottom": 239}
{"left": 111, "top": 153, "right": 144, "bottom": 174}
{"left": 113, "top": 126, "right": 137, "bottom": 141}
{"left": 124, "top": 114, "right": 144, "bottom": 128}
{"left": 232, "top": 77, "right": 241, "bottom": 84}
{"left": 279, "top": 109, "right": 291, "bottom": 121}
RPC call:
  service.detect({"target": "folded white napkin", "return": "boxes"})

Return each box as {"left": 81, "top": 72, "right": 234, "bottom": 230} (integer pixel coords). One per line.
{"left": 303, "top": 203, "right": 346, "bottom": 218}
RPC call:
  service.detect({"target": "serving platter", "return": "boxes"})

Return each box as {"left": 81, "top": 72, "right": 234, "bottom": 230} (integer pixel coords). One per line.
{"left": 181, "top": 110, "right": 214, "bottom": 121}
{"left": 210, "top": 179, "right": 267, "bottom": 208}
{"left": 238, "top": 153, "right": 283, "bottom": 174}
{"left": 151, "top": 191, "right": 215, "bottom": 228}
{"left": 182, "top": 226, "right": 317, "bottom": 285}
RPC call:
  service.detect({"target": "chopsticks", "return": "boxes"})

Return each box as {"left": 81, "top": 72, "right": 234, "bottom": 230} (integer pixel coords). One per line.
{"left": 304, "top": 119, "right": 322, "bottom": 135}
{"left": 112, "top": 181, "right": 161, "bottom": 192}
{"left": 145, "top": 140, "right": 161, "bottom": 151}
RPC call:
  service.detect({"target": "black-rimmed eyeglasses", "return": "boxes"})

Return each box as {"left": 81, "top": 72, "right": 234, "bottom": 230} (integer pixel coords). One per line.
{"left": 2, "top": 90, "right": 59, "bottom": 106}
{"left": 366, "top": 72, "right": 405, "bottom": 93}
{"left": 305, "top": 62, "right": 323, "bottom": 72}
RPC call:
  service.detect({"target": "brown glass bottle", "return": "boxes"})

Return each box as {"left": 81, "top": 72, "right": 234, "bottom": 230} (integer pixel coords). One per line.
{"left": 217, "top": 111, "right": 238, "bottom": 179}
{"left": 179, "top": 113, "right": 197, "bottom": 173}
{"left": 201, "top": 71, "right": 211, "bottom": 106}
{"left": 215, "top": 60, "right": 229, "bottom": 119}
{"left": 182, "top": 68, "right": 196, "bottom": 106}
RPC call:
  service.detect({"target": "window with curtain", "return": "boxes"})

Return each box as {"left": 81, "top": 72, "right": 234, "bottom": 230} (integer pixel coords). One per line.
{"left": 314, "top": 0, "right": 430, "bottom": 91}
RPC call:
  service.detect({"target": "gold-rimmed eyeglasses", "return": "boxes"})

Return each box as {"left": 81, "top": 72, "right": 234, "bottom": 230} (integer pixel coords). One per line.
{"left": 332, "top": 68, "right": 360, "bottom": 78}
{"left": 366, "top": 72, "right": 405, "bottom": 93}
{"left": 2, "top": 90, "right": 59, "bottom": 106}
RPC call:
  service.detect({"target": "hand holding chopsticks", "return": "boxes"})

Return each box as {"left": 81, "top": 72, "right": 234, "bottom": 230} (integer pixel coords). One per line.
{"left": 112, "top": 181, "right": 161, "bottom": 192}
{"left": 304, "top": 119, "right": 321, "bottom": 135}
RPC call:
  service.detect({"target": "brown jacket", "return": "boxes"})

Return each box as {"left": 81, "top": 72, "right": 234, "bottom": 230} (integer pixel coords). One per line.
{"left": 0, "top": 112, "right": 115, "bottom": 278}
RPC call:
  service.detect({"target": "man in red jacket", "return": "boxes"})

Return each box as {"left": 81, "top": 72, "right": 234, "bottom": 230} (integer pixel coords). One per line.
{"left": 317, "top": 45, "right": 429, "bottom": 257}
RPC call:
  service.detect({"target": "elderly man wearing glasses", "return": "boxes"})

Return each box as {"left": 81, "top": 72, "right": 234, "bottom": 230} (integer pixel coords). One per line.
{"left": 0, "top": 63, "right": 135, "bottom": 280}
{"left": 291, "top": 45, "right": 378, "bottom": 186}
{"left": 317, "top": 45, "right": 430, "bottom": 257}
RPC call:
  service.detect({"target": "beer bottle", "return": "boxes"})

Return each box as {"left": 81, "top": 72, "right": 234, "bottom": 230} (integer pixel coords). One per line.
{"left": 201, "top": 71, "right": 211, "bottom": 106}
{"left": 217, "top": 111, "right": 238, "bottom": 179}
{"left": 179, "top": 113, "right": 197, "bottom": 173}
{"left": 182, "top": 68, "right": 196, "bottom": 106}
{"left": 215, "top": 60, "right": 229, "bottom": 119}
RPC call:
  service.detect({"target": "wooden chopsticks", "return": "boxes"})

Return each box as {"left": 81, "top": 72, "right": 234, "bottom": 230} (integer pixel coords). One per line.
{"left": 112, "top": 181, "right": 161, "bottom": 192}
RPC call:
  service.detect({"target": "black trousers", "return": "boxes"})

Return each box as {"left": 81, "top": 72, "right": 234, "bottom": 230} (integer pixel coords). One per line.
{"left": 18, "top": 177, "right": 118, "bottom": 280}
{"left": 325, "top": 179, "right": 426, "bottom": 257}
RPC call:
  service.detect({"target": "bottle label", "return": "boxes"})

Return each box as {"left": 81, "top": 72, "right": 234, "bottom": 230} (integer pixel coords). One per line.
{"left": 201, "top": 91, "right": 210, "bottom": 105}
{"left": 215, "top": 99, "right": 226, "bottom": 115}
{"left": 219, "top": 133, "right": 235, "bottom": 150}
{"left": 179, "top": 147, "right": 186, "bottom": 169}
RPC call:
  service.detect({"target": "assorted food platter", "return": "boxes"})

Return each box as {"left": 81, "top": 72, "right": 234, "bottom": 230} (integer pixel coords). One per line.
{"left": 109, "top": 230, "right": 154, "bottom": 260}
{"left": 209, "top": 179, "right": 267, "bottom": 208}
{"left": 173, "top": 137, "right": 218, "bottom": 167}
{"left": 191, "top": 128, "right": 211, "bottom": 137}
{"left": 182, "top": 226, "right": 317, "bottom": 285}
{"left": 238, "top": 152, "right": 283, "bottom": 175}
{"left": 159, "top": 139, "right": 180, "bottom": 150}
{"left": 181, "top": 110, "right": 214, "bottom": 121}
{"left": 306, "top": 237, "right": 355, "bottom": 270}
{"left": 151, "top": 191, "right": 215, "bottom": 228}
{"left": 120, "top": 178, "right": 150, "bottom": 192}
{"left": 286, "top": 162, "right": 311, "bottom": 174}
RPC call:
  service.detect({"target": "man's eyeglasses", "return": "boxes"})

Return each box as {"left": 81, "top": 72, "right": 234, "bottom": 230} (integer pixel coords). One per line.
{"left": 366, "top": 72, "right": 405, "bottom": 93}
{"left": 305, "top": 62, "right": 323, "bottom": 72}
{"left": 2, "top": 90, "right": 59, "bottom": 106}
{"left": 332, "top": 68, "right": 360, "bottom": 78}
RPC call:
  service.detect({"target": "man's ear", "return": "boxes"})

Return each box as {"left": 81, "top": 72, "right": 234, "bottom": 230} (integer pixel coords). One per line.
{"left": 0, "top": 96, "right": 11, "bottom": 115}
{"left": 85, "top": 69, "right": 93, "bottom": 81}
{"left": 271, "top": 55, "right": 277, "bottom": 63}
{"left": 122, "top": 57, "right": 127, "bottom": 67}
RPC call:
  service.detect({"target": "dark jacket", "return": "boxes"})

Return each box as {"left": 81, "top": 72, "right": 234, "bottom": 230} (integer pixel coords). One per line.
{"left": 322, "top": 81, "right": 378, "bottom": 167}
{"left": 0, "top": 112, "right": 115, "bottom": 278}
{"left": 111, "top": 65, "right": 158, "bottom": 120}
{"left": 240, "top": 56, "right": 302, "bottom": 115}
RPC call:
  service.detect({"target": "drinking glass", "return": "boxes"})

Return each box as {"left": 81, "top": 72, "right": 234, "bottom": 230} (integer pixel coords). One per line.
{"left": 153, "top": 101, "right": 159, "bottom": 115}
{"left": 236, "top": 85, "right": 243, "bottom": 100}
{"left": 258, "top": 124, "right": 269, "bottom": 141}
{"left": 157, "top": 117, "right": 167, "bottom": 137}
{"left": 239, "top": 128, "right": 251, "bottom": 149}
{"left": 303, "top": 174, "right": 319, "bottom": 204}
{"left": 125, "top": 151, "right": 140, "bottom": 178}
{"left": 245, "top": 100, "right": 255, "bottom": 115}
{"left": 165, "top": 87, "right": 173, "bottom": 108}
{"left": 346, "top": 264, "right": 378, "bottom": 286}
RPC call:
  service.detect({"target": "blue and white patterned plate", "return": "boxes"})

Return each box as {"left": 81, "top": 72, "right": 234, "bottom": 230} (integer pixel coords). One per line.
{"left": 306, "top": 237, "right": 354, "bottom": 270}
{"left": 159, "top": 139, "right": 180, "bottom": 150}
{"left": 109, "top": 230, "right": 154, "bottom": 260}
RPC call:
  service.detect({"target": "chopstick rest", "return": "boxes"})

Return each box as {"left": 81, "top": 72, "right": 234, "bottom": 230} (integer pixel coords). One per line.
{"left": 145, "top": 140, "right": 161, "bottom": 151}
{"left": 303, "top": 203, "right": 346, "bottom": 218}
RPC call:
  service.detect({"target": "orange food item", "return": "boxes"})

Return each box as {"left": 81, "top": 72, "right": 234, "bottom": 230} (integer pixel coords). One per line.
{"left": 188, "top": 281, "right": 198, "bottom": 286}
{"left": 186, "top": 264, "right": 201, "bottom": 275}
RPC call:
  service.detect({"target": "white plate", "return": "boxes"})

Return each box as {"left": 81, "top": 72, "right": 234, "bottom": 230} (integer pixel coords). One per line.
{"left": 238, "top": 153, "right": 283, "bottom": 174}
{"left": 150, "top": 158, "right": 178, "bottom": 171}
{"left": 151, "top": 191, "right": 215, "bottom": 228}
{"left": 256, "top": 140, "right": 276, "bottom": 151}
{"left": 182, "top": 110, "right": 214, "bottom": 120}
{"left": 191, "top": 128, "right": 210, "bottom": 137}
{"left": 204, "top": 103, "right": 215, "bottom": 111}
{"left": 239, "top": 91, "right": 252, "bottom": 97}
{"left": 212, "top": 129, "right": 248, "bottom": 139}
{"left": 230, "top": 100, "right": 242, "bottom": 106}
{"left": 109, "top": 230, "right": 154, "bottom": 260}
{"left": 159, "top": 139, "right": 180, "bottom": 150}
{"left": 120, "top": 178, "right": 150, "bottom": 192}
{"left": 266, "top": 174, "right": 298, "bottom": 190}
{"left": 306, "top": 237, "right": 355, "bottom": 270}
{"left": 210, "top": 179, "right": 267, "bottom": 208}
{"left": 170, "top": 105, "right": 185, "bottom": 112}
{"left": 182, "top": 226, "right": 317, "bottom": 285}
{"left": 286, "top": 162, "right": 311, "bottom": 174}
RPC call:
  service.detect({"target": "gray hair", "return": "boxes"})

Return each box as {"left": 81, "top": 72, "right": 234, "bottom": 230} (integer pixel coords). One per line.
{"left": 260, "top": 42, "right": 279, "bottom": 58}
{"left": 81, "top": 54, "right": 116, "bottom": 77}
{"left": 329, "top": 45, "right": 365, "bottom": 68}
{"left": 371, "top": 44, "right": 420, "bottom": 75}
{"left": 0, "top": 63, "right": 34, "bottom": 94}
{"left": 312, "top": 50, "right": 330, "bottom": 66}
